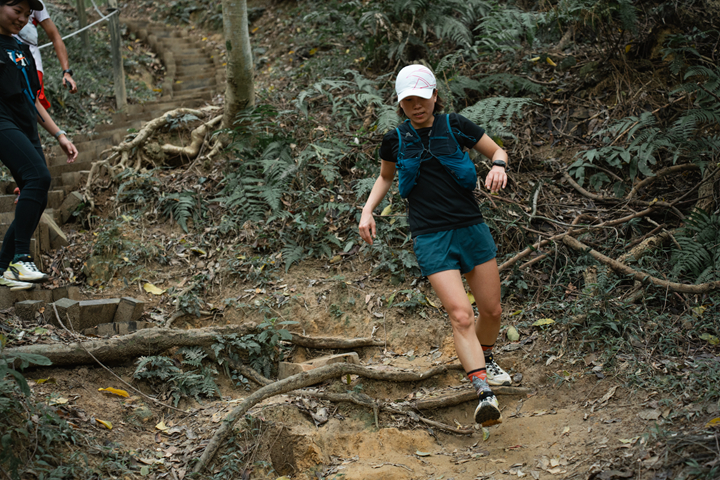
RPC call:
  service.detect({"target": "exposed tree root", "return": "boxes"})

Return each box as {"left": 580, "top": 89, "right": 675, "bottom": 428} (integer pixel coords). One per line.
{"left": 6, "top": 326, "right": 384, "bottom": 368}
{"left": 290, "top": 333, "right": 384, "bottom": 349}
{"left": 82, "top": 106, "right": 223, "bottom": 210}
{"left": 296, "top": 390, "right": 475, "bottom": 435}
{"left": 413, "top": 385, "right": 530, "bottom": 410}
{"left": 192, "top": 362, "right": 529, "bottom": 474}
{"left": 5, "top": 324, "right": 257, "bottom": 367}
{"left": 563, "top": 235, "right": 720, "bottom": 294}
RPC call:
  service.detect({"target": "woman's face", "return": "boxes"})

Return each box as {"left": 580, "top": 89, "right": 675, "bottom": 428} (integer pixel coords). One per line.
{"left": 0, "top": 1, "right": 31, "bottom": 36}
{"left": 399, "top": 90, "right": 438, "bottom": 129}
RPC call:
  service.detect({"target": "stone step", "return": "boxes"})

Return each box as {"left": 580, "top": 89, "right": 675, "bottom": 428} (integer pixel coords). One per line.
{"left": 50, "top": 136, "right": 114, "bottom": 158}
{"left": 0, "top": 285, "right": 82, "bottom": 311}
{"left": 175, "top": 70, "right": 217, "bottom": 81}
{"left": 174, "top": 79, "right": 217, "bottom": 92}
{"left": 49, "top": 160, "right": 96, "bottom": 178}
{"left": 175, "top": 55, "right": 214, "bottom": 65}
{"left": 94, "top": 119, "right": 143, "bottom": 134}
{"left": 48, "top": 149, "right": 98, "bottom": 167}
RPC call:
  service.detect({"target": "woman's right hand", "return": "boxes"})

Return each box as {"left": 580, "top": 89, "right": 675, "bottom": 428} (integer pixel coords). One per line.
{"left": 358, "top": 210, "right": 376, "bottom": 245}
{"left": 59, "top": 136, "right": 78, "bottom": 163}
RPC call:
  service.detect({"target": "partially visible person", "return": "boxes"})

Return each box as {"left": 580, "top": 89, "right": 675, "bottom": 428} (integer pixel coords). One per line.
{"left": 0, "top": 0, "right": 77, "bottom": 290}
{"left": 15, "top": 0, "right": 77, "bottom": 111}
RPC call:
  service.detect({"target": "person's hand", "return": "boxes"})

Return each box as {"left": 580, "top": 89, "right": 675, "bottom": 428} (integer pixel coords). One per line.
{"left": 485, "top": 166, "right": 507, "bottom": 194}
{"left": 59, "top": 136, "right": 78, "bottom": 163}
{"left": 358, "top": 210, "right": 377, "bottom": 245}
{"left": 63, "top": 73, "right": 77, "bottom": 94}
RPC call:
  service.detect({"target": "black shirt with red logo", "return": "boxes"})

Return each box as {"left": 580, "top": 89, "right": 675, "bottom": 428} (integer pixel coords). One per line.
{"left": 0, "top": 34, "right": 41, "bottom": 139}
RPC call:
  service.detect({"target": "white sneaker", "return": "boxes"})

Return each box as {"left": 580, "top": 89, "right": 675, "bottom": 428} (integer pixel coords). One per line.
{"left": 5, "top": 256, "right": 48, "bottom": 282}
{"left": 474, "top": 394, "right": 502, "bottom": 425}
{"left": 0, "top": 276, "right": 34, "bottom": 291}
{"left": 486, "top": 355, "right": 512, "bottom": 386}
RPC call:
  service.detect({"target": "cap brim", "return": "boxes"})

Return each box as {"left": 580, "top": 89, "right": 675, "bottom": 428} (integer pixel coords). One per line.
{"left": 28, "top": 0, "right": 44, "bottom": 11}
{"left": 397, "top": 88, "right": 435, "bottom": 103}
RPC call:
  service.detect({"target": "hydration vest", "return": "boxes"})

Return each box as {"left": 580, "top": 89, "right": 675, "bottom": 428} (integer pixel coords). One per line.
{"left": 395, "top": 114, "right": 478, "bottom": 198}
{"left": 3, "top": 39, "right": 41, "bottom": 118}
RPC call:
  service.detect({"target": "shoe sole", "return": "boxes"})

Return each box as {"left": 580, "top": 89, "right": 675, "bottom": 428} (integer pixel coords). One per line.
{"left": 9, "top": 284, "right": 34, "bottom": 291}
{"left": 5, "top": 272, "right": 48, "bottom": 283}
{"left": 474, "top": 403, "right": 502, "bottom": 425}
{"left": 487, "top": 378, "right": 512, "bottom": 386}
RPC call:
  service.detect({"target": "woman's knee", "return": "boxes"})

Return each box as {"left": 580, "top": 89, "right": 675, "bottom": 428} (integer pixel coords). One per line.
{"left": 478, "top": 303, "right": 502, "bottom": 322}
{"left": 447, "top": 305, "right": 476, "bottom": 331}
{"left": 24, "top": 168, "right": 51, "bottom": 191}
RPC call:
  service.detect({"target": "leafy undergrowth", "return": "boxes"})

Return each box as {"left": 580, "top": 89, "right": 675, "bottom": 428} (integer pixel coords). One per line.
{"left": 2, "top": 0, "right": 720, "bottom": 478}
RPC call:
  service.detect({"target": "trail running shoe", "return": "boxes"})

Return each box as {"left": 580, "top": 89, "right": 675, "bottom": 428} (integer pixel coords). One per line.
{"left": 471, "top": 376, "right": 503, "bottom": 425}
{"left": 474, "top": 394, "right": 502, "bottom": 426}
{"left": 486, "top": 355, "right": 512, "bottom": 386}
{"left": 5, "top": 256, "right": 49, "bottom": 282}
{"left": 0, "top": 275, "right": 34, "bottom": 291}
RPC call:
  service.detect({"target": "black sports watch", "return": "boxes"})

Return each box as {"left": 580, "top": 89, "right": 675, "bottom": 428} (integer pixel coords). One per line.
{"left": 62, "top": 69, "right": 73, "bottom": 77}
{"left": 492, "top": 159, "right": 507, "bottom": 169}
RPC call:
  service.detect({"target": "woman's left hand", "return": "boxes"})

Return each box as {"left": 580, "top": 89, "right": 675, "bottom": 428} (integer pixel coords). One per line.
{"left": 485, "top": 166, "right": 507, "bottom": 194}
{"left": 59, "top": 137, "right": 78, "bottom": 163}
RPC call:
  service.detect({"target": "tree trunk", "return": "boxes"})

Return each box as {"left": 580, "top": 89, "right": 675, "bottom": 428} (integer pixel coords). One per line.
{"left": 221, "top": 0, "right": 254, "bottom": 129}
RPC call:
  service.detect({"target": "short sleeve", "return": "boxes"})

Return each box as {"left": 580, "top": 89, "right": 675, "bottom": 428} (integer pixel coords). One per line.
{"left": 379, "top": 129, "right": 400, "bottom": 163}
{"left": 449, "top": 113, "right": 485, "bottom": 149}
{"left": 32, "top": 1, "right": 51, "bottom": 24}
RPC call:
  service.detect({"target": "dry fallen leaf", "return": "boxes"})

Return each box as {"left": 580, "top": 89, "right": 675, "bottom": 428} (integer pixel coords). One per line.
{"left": 96, "top": 419, "right": 112, "bottom": 430}
{"left": 143, "top": 282, "right": 166, "bottom": 295}
{"left": 98, "top": 387, "right": 129, "bottom": 398}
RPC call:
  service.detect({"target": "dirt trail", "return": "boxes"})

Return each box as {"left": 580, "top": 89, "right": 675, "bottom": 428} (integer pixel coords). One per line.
{"left": 21, "top": 260, "right": 665, "bottom": 480}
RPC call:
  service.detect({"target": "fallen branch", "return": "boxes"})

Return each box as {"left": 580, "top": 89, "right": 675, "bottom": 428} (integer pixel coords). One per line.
{"left": 193, "top": 362, "right": 484, "bottom": 474}
{"left": 626, "top": 164, "right": 700, "bottom": 200}
{"left": 290, "top": 333, "right": 384, "bottom": 349}
{"left": 499, "top": 208, "right": 656, "bottom": 272}
{"left": 5, "top": 324, "right": 256, "bottom": 367}
{"left": 563, "top": 235, "right": 720, "bottom": 294}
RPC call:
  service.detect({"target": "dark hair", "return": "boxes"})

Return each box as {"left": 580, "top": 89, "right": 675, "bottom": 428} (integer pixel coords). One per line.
{"left": 396, "top": 90, "right": 445, "bottom": 118}
{"left": 0, "top": 0, "right": 26, "bottom": 6}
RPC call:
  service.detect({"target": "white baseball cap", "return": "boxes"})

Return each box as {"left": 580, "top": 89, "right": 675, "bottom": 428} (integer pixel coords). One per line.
{"left": 395, "top": 65, "right": 437, "bottom": 103}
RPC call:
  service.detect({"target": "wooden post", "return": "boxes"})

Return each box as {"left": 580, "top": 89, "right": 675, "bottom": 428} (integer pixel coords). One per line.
{"left": 76, "top": 0, "right": 90, "bottom": 50}
{"left": 107, "top": 0, "right": 126, "bottom": 110}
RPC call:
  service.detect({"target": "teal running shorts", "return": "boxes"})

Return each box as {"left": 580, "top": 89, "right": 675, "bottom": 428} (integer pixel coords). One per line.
{"left": 413, "top": 223, "right": 497, "bottom": 277}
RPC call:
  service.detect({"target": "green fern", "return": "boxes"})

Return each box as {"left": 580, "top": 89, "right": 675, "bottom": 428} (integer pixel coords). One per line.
{"left": 160, "top": 190, "right": 205, "bottom": 233}
{"left": 671, "top": 210, "right": 720, "bottom": 284}
{"left": 450, "top": 74, "right": 543, "bottom": 98}
{"left": 459, "top": 97, "right": 535, "bottom": 138}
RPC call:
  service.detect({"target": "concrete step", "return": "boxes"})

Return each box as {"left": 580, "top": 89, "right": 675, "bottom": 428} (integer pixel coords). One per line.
{"left": 49, "top": 161, "right": 96, "bottom": 178}
{"left": 94, "top": 119, "right": 143, "bottom": 134}
{"left": 175, "top": 55, "right": 214, "bottom": 65}
{"left": 174, "top": 79, "right": 217, "bottom": 92}
{"left": 48, "top": 149, "right": 100, "bottom": 167}
{"left": 49, "top": 136, "right": 113, "bottom": 158}
{"left": 175, "top": 70, "right": 217, "bottom": 81}
{"left": 172, "top": 90, "right": 215, "bottom": 102}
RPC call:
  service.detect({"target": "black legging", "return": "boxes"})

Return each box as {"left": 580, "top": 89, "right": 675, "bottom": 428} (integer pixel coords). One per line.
{"left": 0, "top": 125, "right": 51, "bottom": 270}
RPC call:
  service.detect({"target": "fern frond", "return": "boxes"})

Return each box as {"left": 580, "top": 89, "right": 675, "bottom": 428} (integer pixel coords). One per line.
{"left": 459, "top": 97, "right": 535, "bottom": 138}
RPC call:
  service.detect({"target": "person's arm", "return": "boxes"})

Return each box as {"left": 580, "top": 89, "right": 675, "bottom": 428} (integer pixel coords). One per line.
{"left": 38, "top": 18, "right": 77, "bottom": 93}
{"left": 472, "top": 134, "right": 508, "bottom": 194}
{"left": 358, "top": 160, "right": 396, "bottom": 245}
{"left": 36, "top": 97, "right": 78, "bottom": 163}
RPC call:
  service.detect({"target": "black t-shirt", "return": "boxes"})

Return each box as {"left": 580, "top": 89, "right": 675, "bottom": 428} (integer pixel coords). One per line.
{"left": 0, "top": 34, "right": 41, "bottom": 138}
{"left": 380, "top": 113, "right": 486, "bottom": 236}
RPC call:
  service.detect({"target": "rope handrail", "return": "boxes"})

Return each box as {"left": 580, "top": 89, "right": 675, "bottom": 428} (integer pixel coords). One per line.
{"left": 38, "top": 0, "right": 118, "bottom": 50}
